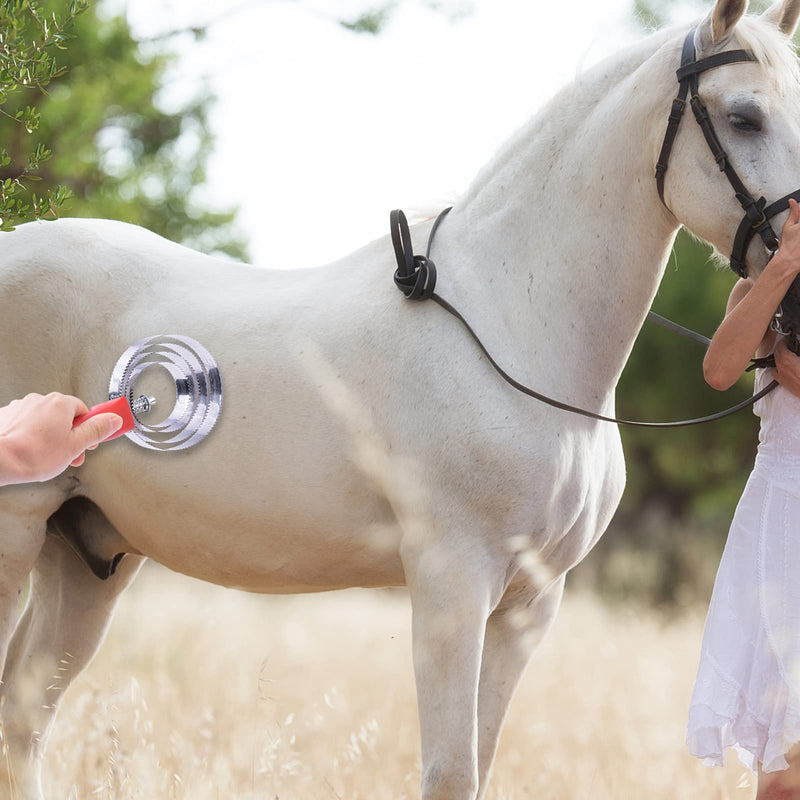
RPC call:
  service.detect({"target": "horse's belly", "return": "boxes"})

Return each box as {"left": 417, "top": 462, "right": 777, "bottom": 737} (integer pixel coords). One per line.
{"left": 87, "top": 469, "right": 406, "bottom": 593}
{"left": 79, "top": 401, "right": 625, "bottom": 594}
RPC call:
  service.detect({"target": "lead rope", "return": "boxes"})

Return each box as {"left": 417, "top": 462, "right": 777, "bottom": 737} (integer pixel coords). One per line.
{"left": 390, "top": 207, "right": 778, "bottom": 429}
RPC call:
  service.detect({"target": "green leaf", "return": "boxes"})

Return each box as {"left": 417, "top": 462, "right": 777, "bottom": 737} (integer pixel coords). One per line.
{"left": 340, "top": 4, "right": 395, "bottom": 35}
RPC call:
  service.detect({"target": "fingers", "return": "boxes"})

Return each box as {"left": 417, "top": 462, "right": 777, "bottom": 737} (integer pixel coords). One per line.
{"left": 774, "top": 201, "right": 800, "bottom": 276}
{"left": 67, "top": 396, "right": 90, "bottom": 416}
{"left": 774, "top": 335, "right": 799, "bottom": 372}
{"left": 48, "top": 392, "right": 90, "bottom": 418}
{"left": 71, "top": 412, "right": 123, "bottom": 453}
{"left": 772, "top": 335, "right": 800, "bottom": 396}
{"left": 784, "top": 198, "right": 800, "bottom": 236}
{"left": 790, "top": 197, "right": 800, "bottom": 225}
{"left": 773, "top": 338, "right": 788, "bottom": 385}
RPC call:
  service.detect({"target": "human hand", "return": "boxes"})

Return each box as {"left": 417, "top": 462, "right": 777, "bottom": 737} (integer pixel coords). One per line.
{"left": 773, "top": 337, "right": 800, "bottom": 398}
{"left": 0, "top": 393, "right": 123, "bottom": 486}
{"left": 768, "top": 198, "right": 800, "bottom": 281}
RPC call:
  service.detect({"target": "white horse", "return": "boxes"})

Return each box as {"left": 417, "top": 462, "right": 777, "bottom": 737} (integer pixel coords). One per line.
{"left": 2, "top": 1, "right": 800, "bottom": 797}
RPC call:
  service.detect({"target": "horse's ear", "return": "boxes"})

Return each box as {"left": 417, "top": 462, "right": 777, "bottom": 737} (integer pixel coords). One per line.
{"left": 696, "top": 0, "right": 748, "bottom": 50}
{"left": 762, "top": 0, "right": 800, "bottom": 36}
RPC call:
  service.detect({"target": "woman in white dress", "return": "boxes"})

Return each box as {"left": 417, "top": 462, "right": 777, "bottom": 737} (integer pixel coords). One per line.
{"left": 688, "top": 197, "right": 800, "bottom": 797}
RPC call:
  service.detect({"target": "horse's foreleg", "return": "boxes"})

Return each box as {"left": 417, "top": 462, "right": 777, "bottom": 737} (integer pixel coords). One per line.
{"left": 475, "top": 574, "right": 565, "bottom": 799}
{"left": 404, "top": 538, "right": 503, "bottom": 800}
{"left": 0, "top": 529, "right": 144, "bottom": 800}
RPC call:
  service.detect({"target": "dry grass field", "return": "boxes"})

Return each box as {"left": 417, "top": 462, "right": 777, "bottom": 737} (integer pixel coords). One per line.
{"left": 36, "top": 563, "right": 754, "bottom": 799}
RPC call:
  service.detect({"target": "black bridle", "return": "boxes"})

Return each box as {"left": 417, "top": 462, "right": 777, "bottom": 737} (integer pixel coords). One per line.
{"left": 387, "top": 26, "right": 798, "bottom": 427}
{"left": 657, "top": 28, "right": 800, "bottom": 299}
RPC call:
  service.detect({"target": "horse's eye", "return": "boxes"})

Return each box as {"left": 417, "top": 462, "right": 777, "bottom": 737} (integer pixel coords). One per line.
{"left": 729, "top": 113, "right": 762, "bottom": 132}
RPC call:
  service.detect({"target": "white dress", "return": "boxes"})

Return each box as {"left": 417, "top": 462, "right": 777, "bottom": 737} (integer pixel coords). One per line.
{"left": 687, "top": 364, "right": 800, "bottom": 772}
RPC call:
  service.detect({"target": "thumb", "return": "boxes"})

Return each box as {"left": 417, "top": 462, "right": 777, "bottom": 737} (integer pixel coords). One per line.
{"left": 789, "top": 198, "right": 800, "bottom": 225}
{"left": 71, "top": 413, "right": 124, "bottom": 451}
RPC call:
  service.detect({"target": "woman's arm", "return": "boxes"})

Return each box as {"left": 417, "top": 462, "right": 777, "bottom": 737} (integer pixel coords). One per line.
{"left": 703, "top": 198, "right": 800, "bottom": 391}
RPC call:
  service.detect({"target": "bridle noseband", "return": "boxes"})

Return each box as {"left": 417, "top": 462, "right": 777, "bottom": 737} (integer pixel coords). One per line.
{"left": 656, "top": 27, "right": 800, "bottom": 301}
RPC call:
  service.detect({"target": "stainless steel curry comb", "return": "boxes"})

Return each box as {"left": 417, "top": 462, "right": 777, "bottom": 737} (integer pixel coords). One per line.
{"left": 74, "top": 334, "right": 223, "bottom": 451}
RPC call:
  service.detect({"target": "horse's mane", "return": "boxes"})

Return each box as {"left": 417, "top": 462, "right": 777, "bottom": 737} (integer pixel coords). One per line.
{"left": 547, "top": 13, "right": 799, "bottom": 134}
{"left": 726, "top": 16, "right": 800, "bottom": 95}
{"left": 458, "top": 29, "right": 676, "bottom": 207}
{"left": 459, "top": 13, "right": 799, "bottom": 211}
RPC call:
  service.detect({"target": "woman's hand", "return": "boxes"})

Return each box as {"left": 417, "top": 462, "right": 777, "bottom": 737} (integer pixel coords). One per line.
{"left": 774, "top": 337, "right": 800, "bottom": 398}
{"left": 0, "top": 393, "right": 122, "bottom": 486}
{"left": 704, "top": 199, "right": 800, "bottom": 391}
{"left": 768, "top": 198, "right": 800, "bottom": 281}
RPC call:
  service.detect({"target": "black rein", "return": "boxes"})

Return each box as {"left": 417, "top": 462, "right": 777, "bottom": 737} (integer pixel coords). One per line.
{"left": 390, "top": 208, "right": 778, "bottom": 429}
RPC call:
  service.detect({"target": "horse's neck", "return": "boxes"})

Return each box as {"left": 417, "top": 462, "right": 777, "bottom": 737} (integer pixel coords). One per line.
{"left": 433, "top": 32, "right": 681, "bottom": 410}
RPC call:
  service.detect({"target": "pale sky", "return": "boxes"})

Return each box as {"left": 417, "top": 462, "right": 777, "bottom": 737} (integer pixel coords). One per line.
{"left": 118, "top": 0, "right": 705, "bottom": 267}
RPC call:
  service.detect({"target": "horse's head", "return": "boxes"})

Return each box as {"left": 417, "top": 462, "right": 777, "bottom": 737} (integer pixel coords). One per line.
{"left": 659, "top": 0, "right": 800, "bottom": 339}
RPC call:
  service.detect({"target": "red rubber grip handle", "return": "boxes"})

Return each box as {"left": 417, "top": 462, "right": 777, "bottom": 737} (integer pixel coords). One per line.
{"left": 72, "top": 396, "right": 135, "bottom": 442}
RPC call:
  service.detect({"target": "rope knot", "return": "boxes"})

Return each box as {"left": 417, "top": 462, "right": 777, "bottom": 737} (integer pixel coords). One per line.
{"left": 393, "top": 255, "right": 437, "bottom": 300}
{"left": 390, "top": 208, "right": 446, "bottom": 301}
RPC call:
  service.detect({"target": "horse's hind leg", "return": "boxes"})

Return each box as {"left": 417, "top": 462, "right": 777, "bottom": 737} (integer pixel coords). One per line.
{"left": 0, "top": 508, "right": 48, "bottom": 664}
{"left": 0, "top": 504, "right": 53, "bottom": 800}
{"left": 475, "top": 574, "right": 565, "bottom": 799}
{"left": 0, "top": 502, "right": 143, "bottom": 800}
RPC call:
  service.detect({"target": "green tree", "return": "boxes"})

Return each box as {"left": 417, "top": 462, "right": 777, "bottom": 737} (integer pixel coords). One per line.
{"left": 0, "top": 0, "right": 247, "bottom": 258}
{"left": 0, "top": 0, "right": 87, "bottom": 229}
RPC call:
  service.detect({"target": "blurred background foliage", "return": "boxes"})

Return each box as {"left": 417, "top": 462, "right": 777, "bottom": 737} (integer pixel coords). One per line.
{"left": 0, "top": 0, "right": 247, "bottom": 257}
{"left": 2, "top": 0, "right": 791, "bottom": 606}
{"left": 0, "top": 0, "right": 469, "bottom": 251}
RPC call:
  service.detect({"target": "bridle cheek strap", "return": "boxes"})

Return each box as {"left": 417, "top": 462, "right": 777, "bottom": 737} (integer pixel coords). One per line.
{"left": 654, "top": 28, "right": 786, "bottom": 278}
{"left": 654, "top": 33, "right": 751, "bottom": 201}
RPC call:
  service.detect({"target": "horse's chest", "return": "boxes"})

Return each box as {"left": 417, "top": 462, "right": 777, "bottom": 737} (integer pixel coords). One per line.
{"left": 529, "top": 424, "right": 625, "bottom": 570}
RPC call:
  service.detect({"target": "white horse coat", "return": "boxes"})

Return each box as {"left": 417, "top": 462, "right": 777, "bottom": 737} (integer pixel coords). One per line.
{"left": 2, "top": 2, "right": 800, "bottom": 798}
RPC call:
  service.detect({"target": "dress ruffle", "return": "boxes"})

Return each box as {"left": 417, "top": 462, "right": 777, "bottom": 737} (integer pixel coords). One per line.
{"left": 687, "top": 462, "right": 800, "bottom": 773}
{"left": 687, "top": 653, "right": 800, "bottom": 773}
